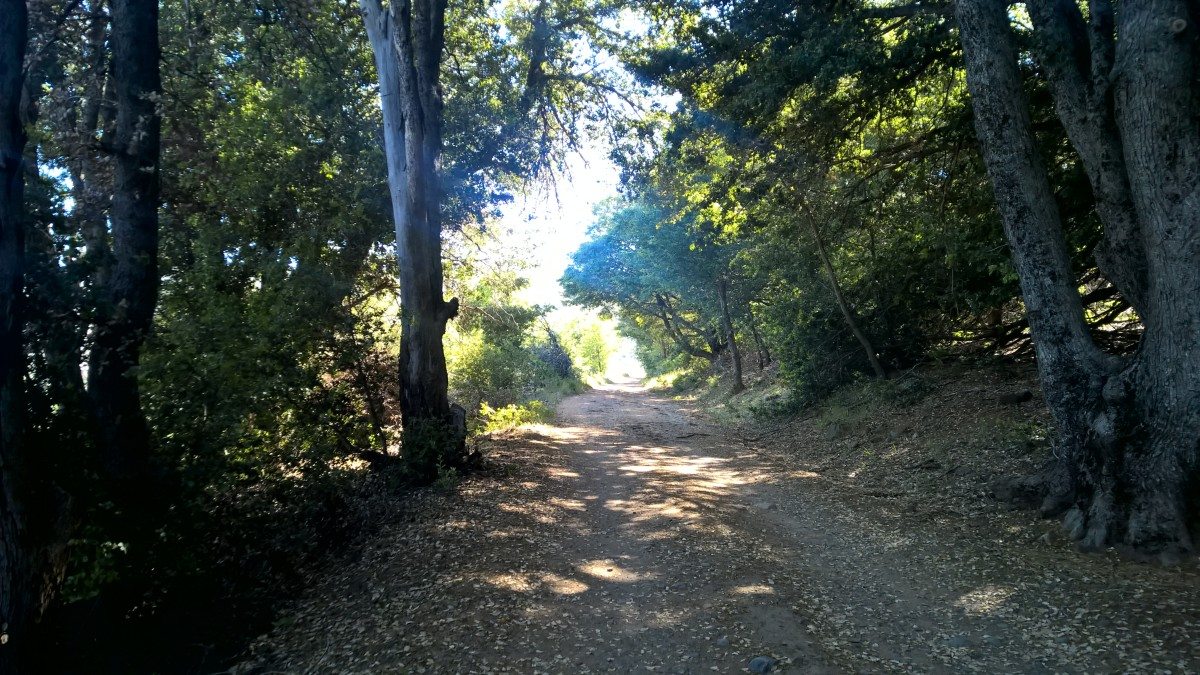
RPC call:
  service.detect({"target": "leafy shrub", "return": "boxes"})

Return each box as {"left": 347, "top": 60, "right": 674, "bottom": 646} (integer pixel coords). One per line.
{"left": 478, "top": 400, "right": 553, "bottom": 432}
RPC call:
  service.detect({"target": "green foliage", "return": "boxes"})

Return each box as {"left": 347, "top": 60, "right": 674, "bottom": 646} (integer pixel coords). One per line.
{"left": 562, "top": 0, "right": 1121, "bottom": 403}
{"left": 433, "top": 464, "right": 464, "bottom": 492}
{"left": 561, "top": 198, "right": 742, "bottom": 376}
{"left": 479, "top": 400, "right": 553, "bottom": 432}
{"left": 401, "top": 415, "right": 465, "bottom": 481}
{"left": 445, "top": 245, "right": 586, "bottom": 427}
{"left": 557, "top": 317, "right": 617, "bottom": 378}
{"left": 11, "top": 0, "right": 1147, "bottom": 667}
{"left": 18, "top": 0, "right": 623, "bottom": 665}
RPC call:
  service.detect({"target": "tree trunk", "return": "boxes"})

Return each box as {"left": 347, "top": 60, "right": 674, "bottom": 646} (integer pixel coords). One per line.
{"left": 716, "top": 274, "right": 744, "bottom": 394}
{"left": 652, "top": 293, "right": 719, "bottom": 362}
{"left": 747, "top": 302, "right": 770, "bottom": 369}
{"left": 1024, "top": 0, "right": 1149, "bottom": 315}
{"left": 361, "top": 0, "right": 465, "bottom": 478}
{"left": 0, "top": 2, "right": 32, "bottom": 667}
{"left": 0, "top": 5, "right": 70, "bottom": 667}
{"left": 86, "top": 0, "right": 164, "bottom": 521}
{"left": 957, "top": 0, "right": 1199, "bottom": 557}
{"left": 801, "top": 209, "right": 887, "bottom": 379}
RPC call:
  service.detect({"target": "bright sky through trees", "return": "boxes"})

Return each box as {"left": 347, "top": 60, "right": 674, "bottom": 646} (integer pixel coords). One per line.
{"left": 509, "top": 139, "right": 619, "bottom": 307}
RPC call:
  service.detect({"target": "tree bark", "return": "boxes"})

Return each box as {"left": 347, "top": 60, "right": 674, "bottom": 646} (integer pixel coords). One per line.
{"left": 716, "top": 274, "right": 744, "bottom": 394}
{"left": 957, "top": 0, "right": 1200, "bottom": 556}
{"left": 1025, "top": 0, "right": 1149, "bottom": 315}
{"left": 747, "top": 302, "right": 770, "bottom": 370}
{"left": 361, "top": 0, "right": 465, "bottom": 478}
{"left": 1108, "top": 0, "right": 1200, "bottom": 554}
{"left": 86, "top": 0, "right": 164, "bottom": 518}
{"left": 0, "top": 2, "right": 32, "bottom": 668}
{"left": 652, "top": 293, "right": 719, "bottom": 362}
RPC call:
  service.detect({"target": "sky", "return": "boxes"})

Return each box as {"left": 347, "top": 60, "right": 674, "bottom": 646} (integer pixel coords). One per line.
{"left": 506, "top": 140, "right": 620, "bottom": 308}
{"left": 496, "top": 137, "right": 649, "bottom": 379}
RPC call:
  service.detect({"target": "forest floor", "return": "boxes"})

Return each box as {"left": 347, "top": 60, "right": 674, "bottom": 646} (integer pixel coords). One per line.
{"left": 240, "top": 376, "right": 1200, "bottom": 673}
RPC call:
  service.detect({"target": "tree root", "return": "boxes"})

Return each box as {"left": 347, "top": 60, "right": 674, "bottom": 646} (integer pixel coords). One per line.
{"left": 994, "top": 469, "right": 1195, "bottom": 563}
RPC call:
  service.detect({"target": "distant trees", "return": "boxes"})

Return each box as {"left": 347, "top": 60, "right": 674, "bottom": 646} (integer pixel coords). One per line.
{"left": 562, "top": 198, "right": 760, "bottom": 392}
{"left": 957, "top": 0, "right": 1199, "bottom": 556}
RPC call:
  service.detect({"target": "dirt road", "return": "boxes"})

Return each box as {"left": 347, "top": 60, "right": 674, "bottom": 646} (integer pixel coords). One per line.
{"left": 244, "top": 382, "right": 1200, "bottom": 673}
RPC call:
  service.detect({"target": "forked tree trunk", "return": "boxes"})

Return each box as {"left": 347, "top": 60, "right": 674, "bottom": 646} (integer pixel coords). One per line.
{"left": 652, "top": 293, "right": 720, "bottom": 362}
{"left": 716, "top": 274, "right": 744, "bottom": 394}
{"left": 958, "top": 0, "right": 1200, "bottom": 557}
{"left": 361, "top": 0, "right": 466, "bottom": 478}
{"left": 86, "top": 0, "right": 164, "bottom": 521}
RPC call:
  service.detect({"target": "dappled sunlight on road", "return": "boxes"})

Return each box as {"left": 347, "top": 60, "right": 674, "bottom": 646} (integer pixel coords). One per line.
{"left": 578, "top": 559, "right": 649, "bottom": 583}
{"left": 251, "top": 381, "right": 1200, "bottom": 674}
{"left": 954, "top": 584, "right": 1015, "bottom": 617}
{"left": 732, "top": 584, "right": 777, "bottom": 596}
{"left": 368, "top": 380, "right": 805, "bottom": 668}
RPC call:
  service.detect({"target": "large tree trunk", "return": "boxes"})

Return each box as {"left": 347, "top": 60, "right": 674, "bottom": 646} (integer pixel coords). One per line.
{"left": 0, "top": 2, "right": 32, "bottom": 668}
{"left": 361, "top": 0, "right": 465, "bottom": 478}
{"left": 716, "top": 274, "right": 744, "bottom": 394}
{"left": 957, "top": 0, "right": 1199, "bottom": 557}
{"left": 1024, "top": 0, "right": 1150, "bottom": 316}
{"left": 86, "top": 0, "right": 163, "bottom": 519}
{"left": 0, "top": 6, "right": 70, "bottom": 669}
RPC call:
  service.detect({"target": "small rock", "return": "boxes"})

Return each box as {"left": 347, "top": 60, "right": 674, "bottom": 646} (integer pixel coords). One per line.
{"left": 1037, "top": 532, "right": 1052, "bottom": 545}
{"left": 748, "top": 656, "right": 776, "bottom": 673}
{"left": 715, "top": 636, "right": 731, "bottom": 648}
{"left": 823, "top": 424, "right": 843, "bottom": 441}
{"left": 753, "top": 501, "right": 778, "bottom": 511}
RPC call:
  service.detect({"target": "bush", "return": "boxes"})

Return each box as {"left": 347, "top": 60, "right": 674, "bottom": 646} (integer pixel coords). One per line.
{"left": 478, "top": 400, "right": 553, "bottom": 432}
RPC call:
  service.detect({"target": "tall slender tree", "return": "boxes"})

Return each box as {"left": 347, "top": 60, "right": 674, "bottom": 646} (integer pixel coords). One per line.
{"left": 716, "top": 272, "right": 744, "bottom": 393}
{"left": 360, "top": 0, "right": 467, "bottom": 476}
{"left": 87, "top": 0, "right": 164, "bottom": 512}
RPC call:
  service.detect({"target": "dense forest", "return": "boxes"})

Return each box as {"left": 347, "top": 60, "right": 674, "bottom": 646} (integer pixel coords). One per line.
{"left": 1, "top": 0, "right": 1197, "bottom": 672}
